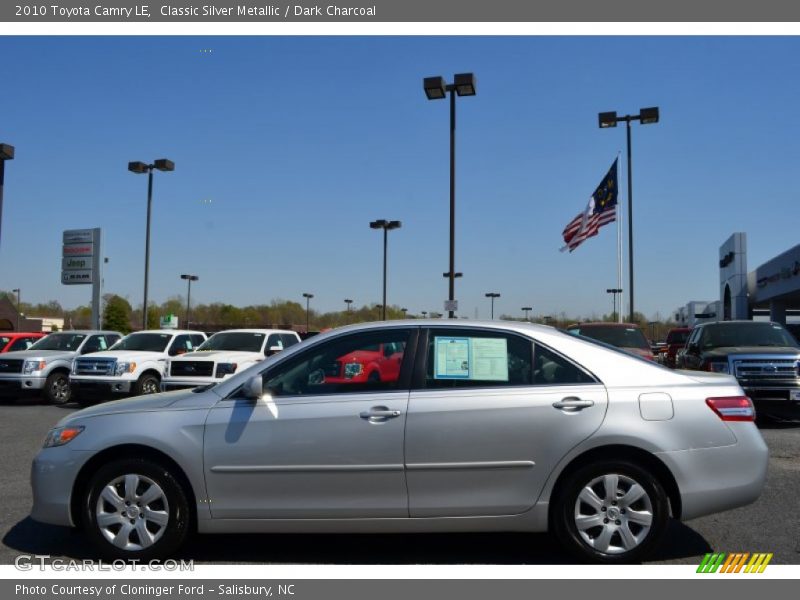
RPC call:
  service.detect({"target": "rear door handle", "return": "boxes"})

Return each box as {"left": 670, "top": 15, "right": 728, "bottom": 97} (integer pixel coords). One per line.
{"left": 359, "top": 406, "right": 402, "bottom": 421}
{"left": 552, "top": 397, "right": 594, "bottom": 411}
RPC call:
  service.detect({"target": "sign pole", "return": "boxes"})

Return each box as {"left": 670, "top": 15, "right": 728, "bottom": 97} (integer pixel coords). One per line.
{"left": 91, "top": 228, "right": 101, "bottom": 329}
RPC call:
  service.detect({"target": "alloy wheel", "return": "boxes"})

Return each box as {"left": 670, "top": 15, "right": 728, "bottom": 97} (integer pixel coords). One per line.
{"left": 95, "top": 474, "right": 170, "bottom": 551}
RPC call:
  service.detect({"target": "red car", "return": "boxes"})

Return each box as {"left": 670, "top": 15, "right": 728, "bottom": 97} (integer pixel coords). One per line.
{"left": 324, "top": 341, "right": 405, "bottom": 384}
{"left": 663, "top": 327, "right": 692, "bottom": 368}
{"left": 566, "top": 322, "right": 654, "bottom": 360}
{"left": 0, "top": 332, "right": 46, "bottom": 353}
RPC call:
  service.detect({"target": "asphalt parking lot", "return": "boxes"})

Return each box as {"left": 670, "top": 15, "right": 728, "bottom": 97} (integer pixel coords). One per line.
{"left": 1, "top": 399, "right": 798, "bottom": 565}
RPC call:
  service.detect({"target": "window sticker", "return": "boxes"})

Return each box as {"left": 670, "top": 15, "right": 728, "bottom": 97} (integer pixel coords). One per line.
{"left": 433, "top": 336, "right": 509, "bottom": 381}
{"left": 434, "top": 337, "right": 471, "bottom": 379}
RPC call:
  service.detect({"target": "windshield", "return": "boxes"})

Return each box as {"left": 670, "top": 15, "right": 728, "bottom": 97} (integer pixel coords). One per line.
{"left": 666, "top": 330, "right": 690, "bottom": 345}
{"left": 568, "top": 326, "right": 650, "bottom": 350}
{"left": 196, "top": 332, "right": 266, "bottom": 352}
{"left": 701, "top": 323, "right": 799, "bottom": 349}
{"left": 110, "top": 333, "right": 172, "bottom": 352}
{"left": 28, "top": 333, "right": 86, "bottom": 351}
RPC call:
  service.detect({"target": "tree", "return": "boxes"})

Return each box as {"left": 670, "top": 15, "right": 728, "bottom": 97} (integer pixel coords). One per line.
{"left": 102, "top": 295, "right": 133, "bottom": 334}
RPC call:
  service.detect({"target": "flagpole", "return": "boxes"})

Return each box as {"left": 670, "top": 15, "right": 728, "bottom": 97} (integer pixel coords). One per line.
{"left": 616, "top": 151, "right": 623, "bottom": 323}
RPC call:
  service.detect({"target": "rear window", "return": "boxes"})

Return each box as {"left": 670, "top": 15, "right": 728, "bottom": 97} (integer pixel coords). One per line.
{"left": 569, "top": 325, "right": 650, "bottom": 350}
{"left": 666, "top": 330, "right": 690, "bottom": 345}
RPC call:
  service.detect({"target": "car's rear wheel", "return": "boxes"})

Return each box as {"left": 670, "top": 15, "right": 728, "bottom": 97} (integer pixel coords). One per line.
{"left": 134, "top": 373, "right": 160, "bottom": 396}
{"left": 552, "top": 460, "right": 669, "bottom": 563}
{"left": 44, "top": 371, "right": 71, "bottom": 405}
{"left": 82, "top": 458, "right": 190, "bottom": 560}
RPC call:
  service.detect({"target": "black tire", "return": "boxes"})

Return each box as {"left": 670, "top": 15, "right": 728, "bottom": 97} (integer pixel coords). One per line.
{"left": 44, "top": 371, "right": 71, "bottom": 405}
{"left": 134, "top": 373, "right": 160, "bottom": 396}
{"left": 551, "top": 459, "right": 669, "bottom": 563}
{"left": 82, "top": 458, "right": 190, "bottom": 561}
{"left": 367, "top": 371, "right": 381, "bottom": 383}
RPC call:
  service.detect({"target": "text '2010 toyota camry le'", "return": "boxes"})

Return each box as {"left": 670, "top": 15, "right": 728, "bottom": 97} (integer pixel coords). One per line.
{"left": 30, "top": 320, "right": 768, "bottom": 563}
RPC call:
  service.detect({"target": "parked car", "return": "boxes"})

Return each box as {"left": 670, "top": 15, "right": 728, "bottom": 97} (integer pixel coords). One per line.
{"left": 663, "top": 327, "right": 692, "bottom": 369}
{"left": 69, "top": 330, "right": 206, "bottom": 403}
{"left": 1, "top": 332, "right": 47, "bottom": 353}
{"left": 566, "top": 323, "right": 654, "bottom": 360}
{"left": 679, "top": 320, "right": 800, "bottom": 421}
{"left": 161, "top": 329, "right": 301, "bottom": 392}
{"left": 322, "top": 340, "right": 405, "bottom": 385}
{"left": 0, "top": 331, "right": 122, "bottom": 404}
{"left": 32, "top": 320, "right": 767, "bottom": 563}
{"left": 784, "top": 323, "right": 800, "bottom": 344}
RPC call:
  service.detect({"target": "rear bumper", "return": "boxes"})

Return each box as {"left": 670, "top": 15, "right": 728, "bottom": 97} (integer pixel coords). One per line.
{"left": 656, "top": 423, "right": 769, "bottom": 521}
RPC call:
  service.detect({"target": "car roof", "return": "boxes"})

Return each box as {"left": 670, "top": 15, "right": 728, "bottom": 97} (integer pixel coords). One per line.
{"left": 568, "top": 322, "right": 641, "bottom": 329}
{"left": 207, "top": 329, "right": 299, "bottom": 335}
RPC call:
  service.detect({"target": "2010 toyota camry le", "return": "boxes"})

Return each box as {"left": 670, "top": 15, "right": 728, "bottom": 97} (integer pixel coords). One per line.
{"left": 30, "top": 320, "right": 769, "bottom": 563}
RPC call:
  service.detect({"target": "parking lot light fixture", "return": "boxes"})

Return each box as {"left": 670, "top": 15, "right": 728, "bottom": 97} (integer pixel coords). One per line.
{"left": 606, "top": 288, "right": 623, "bottom": 323}
{"left": 423, "top": 72, "right": 477, "bottom": 318}
{"left": 370, "top": 219, "right": 402, "bottom": 320}
{"left": 344, "top": 299, "right": 353, "bottom": 313}
{"left": 0, "top": 143, "right": 15, "bottom": 253}
{"left": 598, "top": 107, "right": 659, "bottom": 322}
{"left": 129, "top": 157, "right": 175, "bottom": 329}
{"left": 401, "top": 308, "right": 408, "bottom": 318}
{"left": 180, "top": 274, "right": 199, "bottom": 328}
{"left": 522, "top": 306, "right": 533, "bottom": 321}
{"left": 485, "top": 292, "right": 501, "bottom": 319}
{"left": 302, "top": 293, "right": 314, "bottom": 333}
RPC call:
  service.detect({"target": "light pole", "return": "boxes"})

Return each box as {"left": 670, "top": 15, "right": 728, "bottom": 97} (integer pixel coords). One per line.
{"left": 180, "top": 274, "right": 198, "bottom": 328}
{"left": 369, "top": 219, "right": 401, "bottom": 320}
{"left": 401, "top": 307, "right": 408, "bottom": 318}
{"left": 522, "top": 306, "right": 532, "bottom": 321}
{"left": 11, "top": 288, "right": 20, "bottom": 330}
{"left": 302, "top": 293, "right": 313, "bottom": 333}
{"left": 424, "top": 73, "right": 476, "bottom": 319}
{"left": 0, "top": 143, "right": 15, "bottom": 253}
{"left": 606, "top": 288, "right": 623, "bottom": 322}
{"left": 485, "top": 292, "right": 501, "bottom": 319}
{"left": 421, "top": 311, "right": 428, "bottom": 319}
{"left": 599, "top": 107, "right": 659, "bottom": 322}
{"left": 129, "top": 158, "right": 175, "bottom": 329}
{"left": 344, "top": 298, "right": 353, "bottom": 314}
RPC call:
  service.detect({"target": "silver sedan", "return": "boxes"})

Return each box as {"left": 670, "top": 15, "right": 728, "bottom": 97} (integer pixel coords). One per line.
{"left": 30, "top": 320, "right": 768, "bottom": 563}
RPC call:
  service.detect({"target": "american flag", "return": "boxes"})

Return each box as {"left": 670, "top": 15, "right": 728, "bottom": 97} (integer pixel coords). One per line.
{"left": 561, "top": 159, "right": 618, "bottom": 253}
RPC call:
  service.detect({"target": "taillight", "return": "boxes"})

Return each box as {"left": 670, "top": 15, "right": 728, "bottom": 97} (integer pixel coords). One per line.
{"left": 705, "top": 396, "right": 755, "bottom": 422}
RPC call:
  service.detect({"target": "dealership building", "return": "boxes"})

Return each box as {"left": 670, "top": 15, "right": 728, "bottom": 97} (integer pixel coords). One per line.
{"left": 675, "top": 233, "right": 800, "bottom": 327}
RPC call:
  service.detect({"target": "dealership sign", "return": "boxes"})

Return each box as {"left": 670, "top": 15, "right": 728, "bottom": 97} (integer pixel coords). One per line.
{"left": 61, "top": 228, "right": 100, "bottom": 285}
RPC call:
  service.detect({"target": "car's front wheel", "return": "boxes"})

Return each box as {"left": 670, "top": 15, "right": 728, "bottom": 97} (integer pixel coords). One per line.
{"left": 82, "top": 458, "right": 190, "bottom": 560}
{"left": 134, "top": 373, "right": 160, "bottom": 396}
{"left": 552, "top": 460, "right": 669, "bottom": 563}
{"left": 44, "top": 371, "right": 71, "bottom": 405}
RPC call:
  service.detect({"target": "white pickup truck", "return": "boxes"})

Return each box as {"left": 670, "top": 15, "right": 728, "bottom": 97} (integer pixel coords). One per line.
{"left": 69, "top": 329, "right": 206, "bottom": 403}
{"left": 161, "top": 329, "right": 301, "bottom": 391}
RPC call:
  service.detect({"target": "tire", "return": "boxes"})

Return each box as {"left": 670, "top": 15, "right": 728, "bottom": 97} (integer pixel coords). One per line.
{"left": 367, "top": 371, "right": 381, "bottom": 383}
{"left": 82, "top": 458, "right": 190, "bottom": 561}
{"left": 134, "top": 373, "right": 160, "bottom": 396}
{"left": 551, "top": 459, "right": 669, "bottom": 563}
{"left": 44, "top": 371, "right": 71, "bottom": 405}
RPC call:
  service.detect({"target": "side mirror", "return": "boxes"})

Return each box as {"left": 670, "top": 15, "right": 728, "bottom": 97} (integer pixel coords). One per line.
{"left": 265, "top": 345, "right": 283, "bottom": 357}
{"left": 242, "top": 375, "right": 264, "bottom": 400}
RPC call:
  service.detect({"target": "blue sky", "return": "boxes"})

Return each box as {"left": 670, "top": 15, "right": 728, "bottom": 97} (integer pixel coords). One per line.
{"left": 1, "top": 36, "right": 799, "bottom": 320}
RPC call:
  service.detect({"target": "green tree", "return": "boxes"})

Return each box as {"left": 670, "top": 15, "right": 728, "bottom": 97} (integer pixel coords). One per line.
{"left": 102, "top": 295, "right": 133, "bottom": 334}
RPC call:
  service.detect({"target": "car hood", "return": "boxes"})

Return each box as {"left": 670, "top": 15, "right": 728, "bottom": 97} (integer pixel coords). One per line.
{"left": 702, "top": 346, "right": 800, "bottom": 358}
{"left": 76, "top": 350, "right": 166, "bottom": 362}
{"left": 0, "top": 349, "right": 76, "bottom": 361}
{"left": 175, "top": 350, "right": 263, "bottom": 362}
{"left": 58, "top": 388, "right": 220, "bottom": 425}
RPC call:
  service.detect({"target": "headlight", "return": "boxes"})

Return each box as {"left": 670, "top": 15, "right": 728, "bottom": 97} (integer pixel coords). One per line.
{"left": 43, "top": 426, "right": 84, "bottom": 448}
{"left": 344, "top": 362, "right": 363, "bottom": 379}
{"left": 215, "top": 363, "right": 238, "bottom": 378}
{"left": 23, "top": 360, "right": 46, "bottom": 375}
{"left": 114, "top": 362, "right": 136, "bottom": 376}
{"left": 706, "top": 361, "right": 730, "bottom": 374}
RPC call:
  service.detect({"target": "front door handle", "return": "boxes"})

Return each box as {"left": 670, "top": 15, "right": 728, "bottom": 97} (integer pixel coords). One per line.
{"left": 359, "top": 406, "right": 402, "bottom": 421}
{"left": 552, "top": 397, "right": 594, "bottom": 411}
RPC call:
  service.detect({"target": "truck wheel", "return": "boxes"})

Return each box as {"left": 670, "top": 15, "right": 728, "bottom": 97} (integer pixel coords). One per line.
{"left": 134, "top": 373, "right": 160, "bottom": 396}
{"left": 551, "top": 460, "right": 669, "bottom": 563}
{"left": 44, "top": 372, "right": 71, "bottom": 405}
{"left": 82, "top": 458, "right": 190, "bottom": 560}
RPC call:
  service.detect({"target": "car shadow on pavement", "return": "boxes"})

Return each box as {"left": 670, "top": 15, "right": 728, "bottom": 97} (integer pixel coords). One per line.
{"left": 3, "top": 517, "right": 711, "bottom": 564}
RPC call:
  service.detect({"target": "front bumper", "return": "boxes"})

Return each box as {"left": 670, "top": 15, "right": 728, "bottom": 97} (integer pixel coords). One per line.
{"left": 0, "top": 375, "right": 46, "bottom": 394}
{"left": 743, "top": 386, "right": 800, "bottom": 420}
{"left": 70, "top": 378, "right": 132, "bottom": 397}
{"left": 656, "top": 422, "right": 769, "bottom": 521}
{"left": 30, "top": 447, "right": 93, "bottom": 527}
